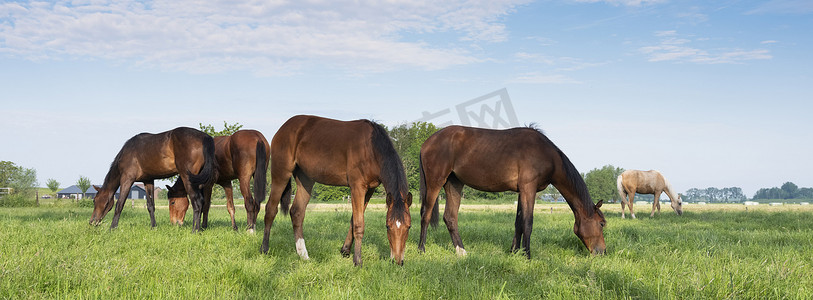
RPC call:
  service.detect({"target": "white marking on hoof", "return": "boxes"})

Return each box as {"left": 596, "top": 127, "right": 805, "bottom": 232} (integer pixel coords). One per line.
{"left": 631, "top": 213, "right": 637, "bottom": 219}
{"left": 455, "top": 246, "right": 467, "bottom": 256}
{"left": 295, "top": 238, "right": 309, "bottom": 260}
{"left": 395, "top": 220, "right": 402, "bottom": 229}
{"left": 247, "top": 228, "right": 255, "bottom": 234}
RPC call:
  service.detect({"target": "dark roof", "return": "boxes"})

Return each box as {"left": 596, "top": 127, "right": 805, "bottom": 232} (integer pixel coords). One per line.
{"left": 57, "top": 185, "right": 98, "bottom": 194}
{"left": 57, "top": 184, "right": 145, "bottom": 194}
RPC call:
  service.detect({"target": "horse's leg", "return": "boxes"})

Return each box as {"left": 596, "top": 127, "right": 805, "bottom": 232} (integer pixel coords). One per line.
{"left": 652, "top": 191, "right": 661, "bottom": 217}
{"left": 290, "top": 171, "right": 314, "bottom": 260}
{"left": 145, "top": 180, "right": 157, "bottom": 228}
{"left": 443, "top": 176, "right": 466, "bottom": 256}
{"left": 180, "top": 173, "right": 204, "bottom": 233}
{"left": 628, "top": 192, "right": 637, "bottom": 219}
{"left": 348, "top": 184, "right": 369, "bottom": 267}
{"left": 261, "top": 171, "right": 292, "bottom": 254}
{"left": 237, "top": 175, "right": 256, "bottom": 233}
{"left": 222, "top": 181, "right": 237, "bottom": 231}
{"left": 110, "top": 178, "right": 135, "bottom": 229}
{"left": 418, "top": 178, "right": 444, "bottom": 253}
{"left": 517, "top": 186, "right": 536, "bottom": 259}
{"left": 200, "top": 183, "right": 214, "bottom": 229}
{"left": 620, "top": 195, "right": 627, "bottom": 219}
{"left": 342, "top": 188, "right": 374, "bottom": 257}
{"left": 511, "top": 194, "right": 523, "bottom": 254}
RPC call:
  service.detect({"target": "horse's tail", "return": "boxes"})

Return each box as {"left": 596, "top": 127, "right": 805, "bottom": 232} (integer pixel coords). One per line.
{"left": 189, "top": 136, "right": 216, "bottom": 190}
{"left": 616, "top": 174, "right": 627, "bottom": 204}
{"left": 280, "top": 178, "right": 292, "bottom": 216}
{"left": 419, "top": 153, "right": 439, "bottom": 227}
{"left": 253, "top": 141, "right": 267, "bottom": 210}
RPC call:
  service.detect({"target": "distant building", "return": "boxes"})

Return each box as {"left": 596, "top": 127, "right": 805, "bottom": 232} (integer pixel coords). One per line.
{"left": 57, "top": 184, "right": 148, "bottom": 200}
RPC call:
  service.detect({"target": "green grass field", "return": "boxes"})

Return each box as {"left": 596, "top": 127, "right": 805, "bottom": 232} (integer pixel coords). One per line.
{"left": 1, "top": 202, "right": 812, "bottom": 299}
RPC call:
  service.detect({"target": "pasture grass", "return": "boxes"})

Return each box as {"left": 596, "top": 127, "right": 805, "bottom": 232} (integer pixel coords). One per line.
{"left": 1, "top": 203, "right": 812, "bottom": 299}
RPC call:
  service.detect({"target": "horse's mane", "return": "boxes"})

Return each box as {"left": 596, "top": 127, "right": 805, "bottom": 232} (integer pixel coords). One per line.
{"left": 525, "top": 122, "right": 546, "bottom": 135}
{"left": 531, "top": 128, "right": 596, "bottom": 216}
{"left": 367, "top": 120, "right": 409, "bottom": 219}
{"left": 100, "top": 139, "right": 130, "bottom": 190}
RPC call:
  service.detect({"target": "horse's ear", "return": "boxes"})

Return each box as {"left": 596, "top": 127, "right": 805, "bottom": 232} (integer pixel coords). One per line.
{"left": 406, "top": 192, "right": 413, "bottom": 207}
{"left": 165, "top": 185, "right": 172, "bottom": 191}
{"left": 386, "top": 192, "right": 393, "bottom": 205}
{"left": 595, "top": 199, "right": 603, "bottom": 209}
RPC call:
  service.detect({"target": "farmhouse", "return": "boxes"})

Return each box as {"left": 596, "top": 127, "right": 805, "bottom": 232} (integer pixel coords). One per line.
{"left": 57, "top": 184, "right": 151, "bottom": 200}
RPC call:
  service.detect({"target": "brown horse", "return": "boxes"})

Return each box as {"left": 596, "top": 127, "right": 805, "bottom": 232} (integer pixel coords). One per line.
{"left": 617, "top": 169, "right": 683, "bottom": 218}
{"left": 417, "top": 125, "right": 606, "bottom": 258}
{"left": 166, "top": 179, "right": 188, "bottom": 225}
{"left": 166, "top": 130, "right": 270, "bottom": 231}
{"left": 89, "top": 127, "right": 216, "bottom": 232}
{"left": 261, "top": 115, "right": 412, "bottom": 267}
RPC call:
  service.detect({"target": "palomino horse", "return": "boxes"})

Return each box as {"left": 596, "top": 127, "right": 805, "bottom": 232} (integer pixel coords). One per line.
{"left": 261, "top": 115, "right": 412, "bottom": 267}
{"left": 418, "top": 125, "right": 606, "bottom": 258}
{"left": 166, "top": 130, "right": 270, "bottom": 232}
{"left": 616, "top": 169, "right": 683, "bottom": 218}
{"left": 89, "top": 127, "right": 216, "bottom": 232}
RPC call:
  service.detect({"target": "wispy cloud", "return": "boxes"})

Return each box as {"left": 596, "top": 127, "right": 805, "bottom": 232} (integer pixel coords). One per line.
{"left": 514, "top": 52, "right": 608, "bottom": 71}
{"left": 571, "top": 0, "right": 667, "bottom": 6}
{"left": 639, "top": 32, "right": 772, "bottom": 64}
{"left": 747, "top": 0, "right": 813, "bottom": 15}
{"left": 0, "top": 0, "right": 529, "bottom": 75}
{"left": 509, "top": 72, "right": 582, "bottom": 84}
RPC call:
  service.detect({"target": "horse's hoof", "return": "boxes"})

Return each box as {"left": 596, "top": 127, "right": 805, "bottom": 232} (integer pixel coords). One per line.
{"left": 455, "top": 246, "right": 467, "bottom": 256}
{"left": 247, "top": 228, "right": 256, "bottom": 234}
{"left": 340, "top": 248, "right": 351, "bottom": 258}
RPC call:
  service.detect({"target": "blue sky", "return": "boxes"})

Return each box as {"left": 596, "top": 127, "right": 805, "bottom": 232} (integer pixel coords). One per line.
{"left": 1, "top": 0, "right": 811, "bottom": 197}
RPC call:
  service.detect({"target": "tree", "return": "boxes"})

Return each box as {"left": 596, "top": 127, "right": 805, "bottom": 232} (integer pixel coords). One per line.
{"left": 46, "top": 178, "right": 60, "bottom": 196}
{"left": 388, "top": 121, "right": 440, "bottom": 192}
{"left": 0, "top": 161, "right": 38, "bottom": 207}
{"left": 312, "top": 184, "right": 351, "bottom": 202}
{"left": 799, "top": 188, "right": 813, "bottom": 199}
{"left": 781, "top": 182, "right": 798, "bottom": 199}
{"left": 200, "top": 121, "right": 243, "bottom": 137}
{"left": 539, "top": 186, "right": 561, "bottom": 202}
{"left": 584, "top": 165, "right": 624, "bottom": 203}
{"left": 76, "top": 176, "right": 92, "bottom": 200}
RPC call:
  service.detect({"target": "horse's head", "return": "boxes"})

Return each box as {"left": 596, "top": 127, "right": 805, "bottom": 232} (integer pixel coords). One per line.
{"left": 89, "top": 185, "right": 114, "bottom": 226}
{"left": 573, "top": 200, "right": 607, "bottom": 255}
{"left": 166, "top": 184, "right": 189, "bottom": 225}
{"left": 671, "top": 194, "right": 683, "bottom": 216}
{"left": 385, "top": 191, "right": 412, "bottom": 265}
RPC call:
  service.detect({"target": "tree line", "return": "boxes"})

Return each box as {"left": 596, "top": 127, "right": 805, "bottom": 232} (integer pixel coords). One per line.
{"left": 753, "top": 182, "right": 813, "bottom": 200}
{"left": 5, "top": 121, "right": 811, "bottom": 206}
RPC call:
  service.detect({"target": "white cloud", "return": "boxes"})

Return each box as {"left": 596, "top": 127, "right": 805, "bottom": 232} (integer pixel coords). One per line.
{"left": 639, "top": 31, "right": 772, "bottom": 64}
{"left": 0, "top": 0, "right": 529, "bottom": 75}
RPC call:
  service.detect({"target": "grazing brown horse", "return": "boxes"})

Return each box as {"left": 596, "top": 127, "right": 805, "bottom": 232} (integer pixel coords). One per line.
{"left": 166, "top": 180, "right": 188, "bottom": 225}
{"left": 418, "top": 125, "right": 606, "bottom": 258}
{"left": 166, "top": 130, "right": 270, "bottom": 232}
{"left": 261, "top": 115, "right": 412, "bottom": 267}
{"left": 617, "top": 169, "right": 683, "bottom": 219}
{"left": 89, "top": 127, "right": 216, "bottom": 232}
